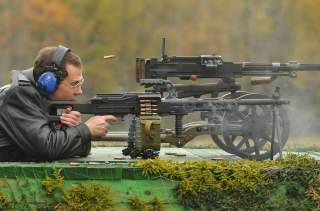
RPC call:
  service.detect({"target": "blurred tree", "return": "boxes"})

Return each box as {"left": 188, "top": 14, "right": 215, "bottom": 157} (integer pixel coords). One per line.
{"left": 287, "top": 0, "right": 320, "bottom": 95}
{"left": 0, "top": 0, "right": 80, "bottom": 83}
{"left": 0, "top": 0, "right": 320, "bottom": 120}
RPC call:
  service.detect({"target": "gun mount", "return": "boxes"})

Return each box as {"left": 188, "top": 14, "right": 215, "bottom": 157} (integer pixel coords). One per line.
{"left": 134, "top": 38, "right": 319, "bottom": 160}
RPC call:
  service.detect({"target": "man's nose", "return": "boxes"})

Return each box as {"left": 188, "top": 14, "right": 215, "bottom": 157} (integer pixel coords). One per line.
{"left": 74, "top": 86, "right": 83, "bottom": 95}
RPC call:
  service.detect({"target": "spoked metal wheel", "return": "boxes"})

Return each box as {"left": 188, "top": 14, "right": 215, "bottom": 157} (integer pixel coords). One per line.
{"left": 219, "top": 93, "right": 290, "bottom": 160}
{"left": 208, "top": 91, "right": 251, "bottom": 154}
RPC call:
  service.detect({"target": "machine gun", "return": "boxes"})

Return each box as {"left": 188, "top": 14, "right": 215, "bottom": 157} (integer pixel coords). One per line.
{"left": 136, "top": 38, "right": 320, "bottom": 83}
{"left": 47, "top": 92, "right": 289, "bottom": 159}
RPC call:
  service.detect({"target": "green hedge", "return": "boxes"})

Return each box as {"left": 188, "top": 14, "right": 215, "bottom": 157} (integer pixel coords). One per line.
{"left": 135, "top": 154, "right": 320, "bottom": 210}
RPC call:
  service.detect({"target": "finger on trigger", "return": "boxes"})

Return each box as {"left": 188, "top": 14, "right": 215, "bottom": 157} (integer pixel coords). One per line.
{"left": 103, "top": 115, "right": 117, "bottom": 124}
{"left": 64, "top": 107, "right": 72, "bottom": 113}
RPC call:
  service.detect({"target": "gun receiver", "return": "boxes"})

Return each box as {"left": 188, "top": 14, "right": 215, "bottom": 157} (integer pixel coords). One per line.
{"left": 47, "top": 92, "right": 161, "bottom": 122}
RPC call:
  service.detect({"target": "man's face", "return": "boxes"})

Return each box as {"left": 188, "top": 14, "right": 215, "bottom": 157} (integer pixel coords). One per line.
{"left": 49, "top": 64, "right": 84, "bottom": 101}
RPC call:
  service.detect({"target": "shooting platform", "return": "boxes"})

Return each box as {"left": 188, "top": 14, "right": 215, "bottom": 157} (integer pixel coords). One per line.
{"left": 0, "top": 146, "right": 319, "bottom": 210}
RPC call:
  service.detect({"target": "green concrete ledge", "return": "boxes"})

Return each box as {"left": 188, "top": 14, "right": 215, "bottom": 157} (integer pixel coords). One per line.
{"left": 0, "top": 162, "right": 147, "bottom": 180}
{"left": 0, "top": 163, "right": 187, "bottom": 210}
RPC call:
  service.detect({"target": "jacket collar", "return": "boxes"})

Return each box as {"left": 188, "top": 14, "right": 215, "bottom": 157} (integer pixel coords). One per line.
{"left": 21, "top": 68, "right": 36, "bottom": 86}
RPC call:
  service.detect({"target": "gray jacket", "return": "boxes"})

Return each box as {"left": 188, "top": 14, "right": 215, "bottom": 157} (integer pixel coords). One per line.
{"left": 0, "top": 68, "right": 91, "bottom": 161}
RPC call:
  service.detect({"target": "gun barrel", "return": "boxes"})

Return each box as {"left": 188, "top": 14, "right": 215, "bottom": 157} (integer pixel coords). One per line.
{"left": 296, "top": 64, "right": 320, "bottom": 71}
{"left": 157, "top": 97, "right": 289, "bottom": 115}
{"left": 241, "top": 62, "right": 320, "bottom": 74}
{"left": 216, "top": 98, "right": 290, "bottom": 105}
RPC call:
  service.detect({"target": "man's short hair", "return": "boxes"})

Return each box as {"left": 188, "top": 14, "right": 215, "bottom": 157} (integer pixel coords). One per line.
{"left": 33, "top": 46, "right": 82, "bottom": 82}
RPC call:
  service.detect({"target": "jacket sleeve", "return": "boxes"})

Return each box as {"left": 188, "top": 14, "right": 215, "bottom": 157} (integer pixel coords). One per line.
{"left": 0, "top": 84, "right": 91, "bottom": 161}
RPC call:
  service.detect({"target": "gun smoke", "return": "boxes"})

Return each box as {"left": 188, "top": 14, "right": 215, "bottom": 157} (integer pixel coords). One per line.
{"left": 250, "top": 76, "right": 320, "bottom": 139}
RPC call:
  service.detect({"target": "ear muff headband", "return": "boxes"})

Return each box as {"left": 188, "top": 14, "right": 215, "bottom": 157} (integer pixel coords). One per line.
{"left": 37, "top": 45, "right": 71, "bottom": 97}
{"left": 52, "top": 45, "right": 71, "bottom": 67}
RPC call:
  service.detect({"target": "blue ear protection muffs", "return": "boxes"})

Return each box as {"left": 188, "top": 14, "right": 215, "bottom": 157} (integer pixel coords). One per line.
{"left": 36, "top": 45, "right": 71, "bottom": 97}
